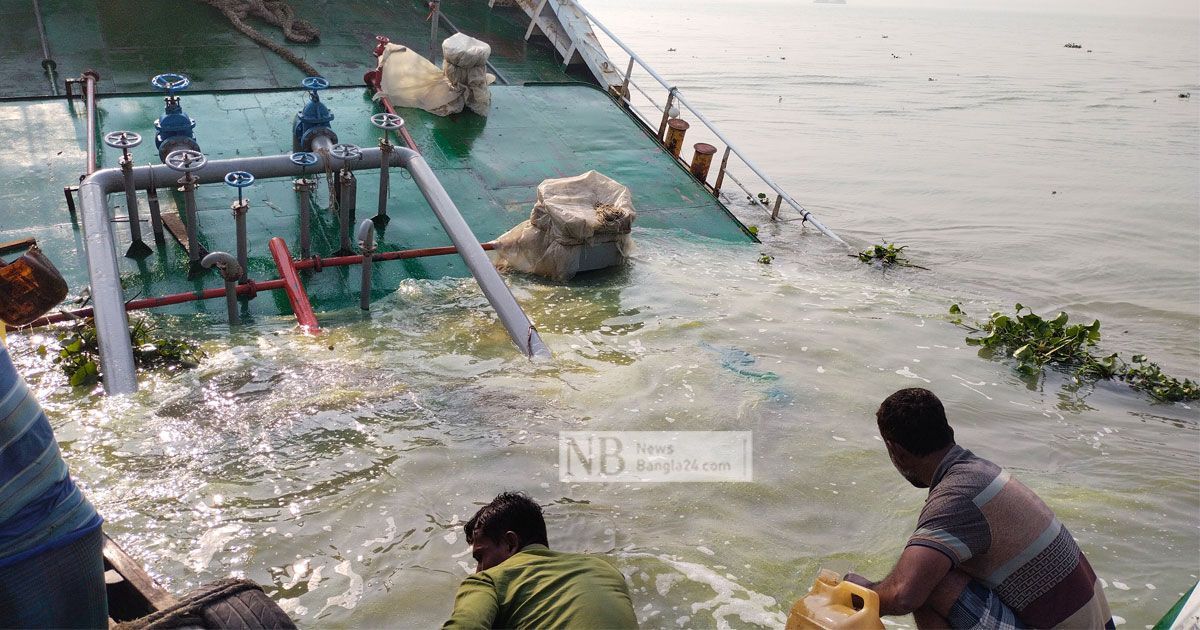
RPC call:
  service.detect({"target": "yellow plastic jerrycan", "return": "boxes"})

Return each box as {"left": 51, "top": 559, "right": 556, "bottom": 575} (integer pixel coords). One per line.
{"left": 786, "top": 569, "right": 885, "bottom": 630}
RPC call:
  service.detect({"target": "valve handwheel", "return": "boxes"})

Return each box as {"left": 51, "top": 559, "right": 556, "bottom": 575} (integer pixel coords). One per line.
{"left": 302, "top": 76, "right": 329, "bottom": 91}
{"left": 330, "top": 143, "right": 362, "bottom": 162}
{"left": 103, "top": 131, "right": 142, "bottom": 149}
{"left": 290, "top": 152, "right": 319, "bottom": 167}
{"left": 151, "top": 73, "right": 191, "bottom": 93}
{"left": 370, "top": 113, "right": 405, "bottom": 130}
{"left": 224, "top": 171, "right": 255, "bottom": 188}
{"left": 164, "top": 149, "right": 207, "bottom": 173}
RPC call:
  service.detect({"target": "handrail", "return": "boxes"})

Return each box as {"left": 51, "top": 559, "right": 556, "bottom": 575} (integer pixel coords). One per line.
{"left": 568, "top": 0, "right": 848, "bottom": 247}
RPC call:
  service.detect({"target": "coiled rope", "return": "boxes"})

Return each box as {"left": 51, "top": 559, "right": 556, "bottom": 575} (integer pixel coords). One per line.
{"left": 199, "top": 0, "right": 321, "bottom": 77}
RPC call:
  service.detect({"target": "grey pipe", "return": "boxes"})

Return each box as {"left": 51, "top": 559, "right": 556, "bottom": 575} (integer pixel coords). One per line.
{"left": 80, "top": 143, "right": 550, "bottom": 393}
{"left": 406, "top": 155, "right": 551, "bottom": 359}
{"left": 357, "top": 219, "right": 375, "bottom": 311}
{"left": 201, "top": 252, "right": 242, "bottom": 325}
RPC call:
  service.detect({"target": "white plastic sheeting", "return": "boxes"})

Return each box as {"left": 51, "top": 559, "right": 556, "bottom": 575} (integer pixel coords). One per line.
{"left": 375, "top": 34, "right": 494, "bottom": 117}
{"left": 493, "top": 171, "right": 636, "bottom": 281}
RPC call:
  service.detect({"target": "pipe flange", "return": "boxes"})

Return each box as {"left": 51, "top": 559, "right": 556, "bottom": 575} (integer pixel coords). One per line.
{"left": 159, "top": 136, "right": 202, "bottom": 164}
{"left": 164, "top": 149, "right": 207, "bottom": 173}
{"left": 370, "top": 112, "right": 405, "bottom": 130}
{"left": 103, "top": 131, "right": 142, "bottom": 149}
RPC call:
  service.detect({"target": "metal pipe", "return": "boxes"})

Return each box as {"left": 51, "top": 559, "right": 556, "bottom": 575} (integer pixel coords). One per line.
{"left": 231, "top": 199, "right": 249, "bottom": 281}
{"left": 78, "top": 144, "right": 546, "bottom": 392}
{"left": 27, "top": 243, "right": 498, "bottom": 328}
{"left": 357, "top": 219, "right": 375, "bottom": 311}
{"left": 375, "top": 140, "right": 392, "bottom": 226}
{"left": 84, "top": 72, "right": 98, "bottom": 175}
{"left": 295, "top": 177, "right": 314, "bottom": 257}
{"left": 429, "top": 1, "right": 441, "bottom": 61}
{"left": 200, "top": 252, "right": 241, "bottom": 325}
{"left": 713, "top": 146, "right": 731, "bottom": 194}
{"left": 568, "top": 1, "right": 846, "bottom": 246}
{"left": 120, "top": 157, "right": 151, "bottom": 258}
{"left": 657, "top": 88, "right": 676, "bottom": 140}
{"left": 406, "top": 155, "right": 550, "bottom": 359}
{"left": 337, "top": 169, "right": 356, "bottom": 255}
{"left": 76, "top": 177, "right": 137, "bottom": 394}
{"left": 146, "top": 167, "right": 165, "bottom": 242}
{"left": 180, "top": 174, "right": 202, "bottom": 273}
{"left": 268, "top": 237, "right": 319, "bottom": 334}
{"left": 31, "top": 0, "right": 57, "bottom": 95}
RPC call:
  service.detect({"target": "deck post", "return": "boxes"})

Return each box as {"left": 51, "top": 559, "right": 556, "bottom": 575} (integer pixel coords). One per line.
{"left": 713, "top": 146, "right": 732, "bottom": 194}
{"left": 657, "top": 88, "right": 677, "bottom": 140}
{"left": 771, "top": 194, "right": 783, "bottom": 221}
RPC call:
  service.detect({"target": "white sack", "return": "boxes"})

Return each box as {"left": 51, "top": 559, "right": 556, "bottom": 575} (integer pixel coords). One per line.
{"left": 494, "top": 171, "right": 636, "bottom": 281}
{"left": 442, "top": 33, "right": 495, "bottom": 115}
{"left": 375, "top": 43, "right": 464, "bottom": 116}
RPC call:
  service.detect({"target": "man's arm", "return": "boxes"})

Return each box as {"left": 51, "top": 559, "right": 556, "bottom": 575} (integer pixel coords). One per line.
{"left": 845, "top": 544, "right": 952, "bottom": 616}
{"left": 442, "top": 573, "right": 500, "bottom": 630}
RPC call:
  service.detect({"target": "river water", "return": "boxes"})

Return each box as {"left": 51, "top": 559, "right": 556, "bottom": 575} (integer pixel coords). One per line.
{"left": 8, "top": 2, "right": 1200, "bottom": 628}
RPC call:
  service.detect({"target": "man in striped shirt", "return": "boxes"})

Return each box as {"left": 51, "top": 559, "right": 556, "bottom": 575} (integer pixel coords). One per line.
{"left": 0, "top": 340, "right": 107, "bottom": 627}
{"left": 845, "top": 388, "right": 1113, "bottom": 629}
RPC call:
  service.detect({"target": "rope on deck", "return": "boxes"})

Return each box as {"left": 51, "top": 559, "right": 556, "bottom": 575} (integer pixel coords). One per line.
{"left": 199, "top": 0, "right": 321, "bottom": 77}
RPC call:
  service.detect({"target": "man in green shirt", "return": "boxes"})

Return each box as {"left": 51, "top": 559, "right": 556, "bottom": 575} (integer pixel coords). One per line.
{"left": 443, "top": 492, "right": 638, "bottom": 629}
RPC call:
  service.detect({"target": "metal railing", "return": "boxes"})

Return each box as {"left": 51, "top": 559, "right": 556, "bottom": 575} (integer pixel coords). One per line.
{"left": 568, "top": 1, "right": 848, "bottom": 247}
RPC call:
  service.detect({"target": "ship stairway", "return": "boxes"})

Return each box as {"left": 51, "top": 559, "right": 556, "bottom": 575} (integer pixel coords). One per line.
{"left": 492, "top": 0, "right": 624, "bottom": 91}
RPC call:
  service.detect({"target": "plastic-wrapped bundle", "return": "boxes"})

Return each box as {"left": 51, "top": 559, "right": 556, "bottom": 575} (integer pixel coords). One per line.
{"left": 374, "top": 35, "right": 495, "bottom": 117}
{"left": 375, "top": 42, "right": 464, "bottom": 116}
{"left": 493, "top": 171, "right": 637, "bottom": 281}
{"left": 442, "top": 33, "right": 495, "bottom": 115}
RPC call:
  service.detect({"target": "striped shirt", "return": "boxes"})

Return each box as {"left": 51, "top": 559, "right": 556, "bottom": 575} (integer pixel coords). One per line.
{"left": 908, "top": 445, "right": 1112, "bottom": 629}
{"left": 0, "top": 344, "right": 101, "bottom": 566}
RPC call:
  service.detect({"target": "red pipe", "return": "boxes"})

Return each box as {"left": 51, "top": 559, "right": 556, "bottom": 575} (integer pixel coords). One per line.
{"left": 21, "top": 242, "right": 497, "bottom": 329}
{"left": 269, "top": 237, "right": 320, "bottom": 335}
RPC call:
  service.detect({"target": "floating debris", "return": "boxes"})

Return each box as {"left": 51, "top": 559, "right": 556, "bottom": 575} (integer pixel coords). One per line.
{"left": 1180, "top": 92, "right": 1191, "bottom": 99}
{"left": 758, "top": 253, "right": 774, "bottom": 265}
{"left": 1064, "top": 42, "right": 1083, "bottom": 49}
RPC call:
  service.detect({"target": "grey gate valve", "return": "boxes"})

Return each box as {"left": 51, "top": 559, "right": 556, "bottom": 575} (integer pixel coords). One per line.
{"left": 329, "top": 143, "right": 362, "bottom": 164}
{"left": 370, "top": 112, "right": 405, "bottom": 132}
{"left": 164, "top": 149, "right": 207, "bottom": 173}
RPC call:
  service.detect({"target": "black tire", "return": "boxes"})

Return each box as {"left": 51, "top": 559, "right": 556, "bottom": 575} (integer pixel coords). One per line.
{"left": 198, "top": 588, "right": 296, "bottom": 630}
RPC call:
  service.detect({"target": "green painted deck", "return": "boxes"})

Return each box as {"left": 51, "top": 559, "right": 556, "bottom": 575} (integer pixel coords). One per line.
{"left": 4, "top": 0, "right": 591, "bottom": 96}
{"left": 0, "top": 0, "right": 752, "bottom": 321}
{"left": 0, "top": 82, "right": 752, "bottom": 319}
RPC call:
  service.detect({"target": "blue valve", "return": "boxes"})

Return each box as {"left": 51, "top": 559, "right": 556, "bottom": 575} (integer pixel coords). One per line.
{"left": 224, "top": 171, "right": 255, "bottom": 188}
{"left": 224, "top": 171, "right": 254, "bottom": 204}
{"left": 151, "top": 72, "right": 200, "bottom": 162}
{"left": 290, "top": 151, "right": 319, "bottom": 167}
{"left": 151, "top": 73, "right": 191, "bottom": 94}
{"left": 301, "top": 76, "right": 329, "bottom": 91}
{"left": 293, "top": 76, "right": 337, "bottom": 152}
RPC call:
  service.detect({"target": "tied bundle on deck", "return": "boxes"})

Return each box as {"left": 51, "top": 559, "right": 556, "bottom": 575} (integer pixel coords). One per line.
{"left": 493, "top": 171, "right": 637, "bottom": 281}
{"left": 374, "top": 34, "right": 495, "bottom": 116}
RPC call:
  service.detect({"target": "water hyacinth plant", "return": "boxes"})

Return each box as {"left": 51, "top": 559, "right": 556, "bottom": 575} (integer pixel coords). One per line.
{"left": 950, "top": 303, "right": 1199, "bottom": 402}
{"left": 856, "top": 242, "right": 926, "bottom": 269}
{"left": 43, "top": 316, "right": 204, "bottom": 388}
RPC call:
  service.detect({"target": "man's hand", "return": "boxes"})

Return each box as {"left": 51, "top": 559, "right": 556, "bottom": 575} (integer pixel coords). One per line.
{"left": 871, "top": 545, "right": 953, "bottom": 616}
{"left": 843, "top": 572, "right": 875, "bottom": 589}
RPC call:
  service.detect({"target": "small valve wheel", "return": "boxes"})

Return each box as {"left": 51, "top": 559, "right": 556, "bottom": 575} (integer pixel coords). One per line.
{"left": 103, "top": 131, "right": 142, "bottom": 150}
{"left": 151, "top": 73, "right": 191, "bottom": 93}
{"left": 301, "top": 76, "right": 329, "bottom": 91}
{"left": 164, "top": 149, "right": 207, "bottom": 173}
{"left": 290, "top": 151, "right": 319, "bottom": 167}
{"left": 370, "top": 113, "right": 405, "bottom": 130}
{"left": 330, "top": 143, "right": 362, "bottom": 162}
{"left": 224, "top": 171, "right": 255, "bottom": 188}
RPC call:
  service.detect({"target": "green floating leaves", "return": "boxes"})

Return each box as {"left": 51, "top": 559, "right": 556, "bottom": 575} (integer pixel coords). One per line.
{"left": 758, "top": 253, "right": 774, "bottom": 265}
{"left": 52, "top": 316, "right": 205, "bottom": 388}
{"left": 950, "top": 303, "right": 1199, "bottom": 403}
{"left": 856, "top": 242, "right": 926, "bottom": 269}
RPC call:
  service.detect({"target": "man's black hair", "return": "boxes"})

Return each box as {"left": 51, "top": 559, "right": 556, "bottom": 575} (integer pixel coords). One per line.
{"left": 464, "top": 492, "right": 549, "bottom": 548}
{"left": 876, "top": 388, "right": 955, "bottom": 456}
